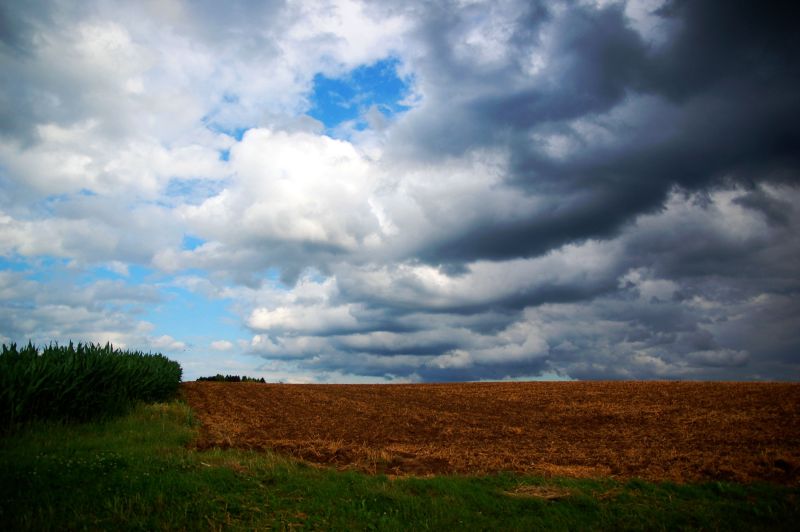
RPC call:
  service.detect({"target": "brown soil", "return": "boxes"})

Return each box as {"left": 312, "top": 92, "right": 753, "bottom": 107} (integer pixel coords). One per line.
{"left": 181, "top": 381, "right": 800, "bottom": 484}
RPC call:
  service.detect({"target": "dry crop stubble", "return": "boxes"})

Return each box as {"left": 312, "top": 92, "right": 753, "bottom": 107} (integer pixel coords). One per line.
{"left": 182, "top": 381, "right": 800, "bottom": 484}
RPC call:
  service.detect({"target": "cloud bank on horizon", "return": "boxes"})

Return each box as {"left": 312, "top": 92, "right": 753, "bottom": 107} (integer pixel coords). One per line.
{"left": 1, "top": 0, "right": 798, "bottom": 382}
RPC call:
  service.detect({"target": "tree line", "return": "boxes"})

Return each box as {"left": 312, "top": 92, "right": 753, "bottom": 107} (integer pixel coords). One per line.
{"left": 196, "top": 374, "right": 267, "bottom": 383}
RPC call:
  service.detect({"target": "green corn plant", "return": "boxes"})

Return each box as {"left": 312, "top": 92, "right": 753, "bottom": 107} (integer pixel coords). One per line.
{"left": 0, "top": 341, "right": 182, "bottom": 432}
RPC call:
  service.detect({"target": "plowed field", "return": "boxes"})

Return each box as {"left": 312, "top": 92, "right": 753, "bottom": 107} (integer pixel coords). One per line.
{"left": 182, "top": 381, "right": 800, "bottom": 484}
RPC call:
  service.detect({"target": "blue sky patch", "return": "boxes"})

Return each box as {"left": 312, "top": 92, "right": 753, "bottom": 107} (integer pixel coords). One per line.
{"left": 144, "top": 284, "right": 245, "bottom": 347}
{"left": 308, "top": 57, "right": 412, "bottom": 133}
{"left": 202, "top": 116, "right": 249, "bottom": 141}
{"left": 182, "top": 235, "right": 206, "bottom": 251}
{"left": 164, "top": 179, "right": 226, "bottom": 206}
{"left": 0, "top": 255, "right": 29, "bottom": 272}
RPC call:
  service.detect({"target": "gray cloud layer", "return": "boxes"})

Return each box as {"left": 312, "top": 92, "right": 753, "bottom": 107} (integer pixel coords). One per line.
{"left": 386, "top": 1, "right": 799, "bottom": 264}
{"left": 1, "top": 0, "right": 798, "bottom": 381}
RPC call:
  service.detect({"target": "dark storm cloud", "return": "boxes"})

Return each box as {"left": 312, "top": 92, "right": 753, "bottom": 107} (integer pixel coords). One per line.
{"left": 341, "top": 267, "right": 619, "bottom": 315}
{"left": 333, "top": 338, "right": 460, "bottom": 357}
{"left": 388, "top": 0, "right": 800, "bottom": 265}
{"left": 416, "top": 359, "right": 553, "bottom": 383}
{"left": 473, "top": 5, "right": 646, "bottom": 129}
{"left": 289, "top": 183, "right": 798, "bottom": 382}
{"left": 0, "top": 0, "right": 45, "bottom": 54}
{"left": 624, "top": 190, "right": 799, "bottom": 283}
{"left": 644, "top": 2, "right": 798, "bottom": 101}
{"left": 421, "top": 182, "right": 663, "bottom": 263}
{"left": 733, "top": 188, "right": 793, "bottom": 227}
{"left": 0, "top": 0, "right": 58, "bottom": 142}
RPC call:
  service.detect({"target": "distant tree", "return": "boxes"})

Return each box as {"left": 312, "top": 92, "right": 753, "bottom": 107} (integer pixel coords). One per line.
{"left": 197, "top": 374, "right": 267, "bottom": 383}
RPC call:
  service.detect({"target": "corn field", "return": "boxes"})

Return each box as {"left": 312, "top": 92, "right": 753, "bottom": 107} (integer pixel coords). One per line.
{"left": 0, "top": 342, "right": 182, "bottom": 430}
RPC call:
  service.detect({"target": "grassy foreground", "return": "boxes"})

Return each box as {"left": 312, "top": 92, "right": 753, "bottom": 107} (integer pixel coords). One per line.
{"left": 1, "top": 402, "right": 798, "bottom": 530}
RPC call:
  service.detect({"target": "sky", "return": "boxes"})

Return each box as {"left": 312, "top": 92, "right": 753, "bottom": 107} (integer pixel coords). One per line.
{"left": 1, "top": 0, "right": 798, "bottom": 382}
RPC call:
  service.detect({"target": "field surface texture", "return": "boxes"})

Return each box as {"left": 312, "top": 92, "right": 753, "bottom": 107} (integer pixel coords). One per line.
{"left": 182, "top": 381, "right": 800, "bottom": 484}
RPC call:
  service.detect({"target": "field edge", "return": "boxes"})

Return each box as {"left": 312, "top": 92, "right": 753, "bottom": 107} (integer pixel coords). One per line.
{"left": 1, "top": 399, "right": 799, "bottom": 530}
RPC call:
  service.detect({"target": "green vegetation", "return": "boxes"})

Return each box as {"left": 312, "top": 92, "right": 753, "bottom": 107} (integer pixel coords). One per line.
{"left": 197, "top": 374, "right": 267, "bottom": 383}
{"left": 0, "top": 342, "right": 181, "bottom": 430}
{"left": 1, "top": 401, "right": 797, "bottom": 531}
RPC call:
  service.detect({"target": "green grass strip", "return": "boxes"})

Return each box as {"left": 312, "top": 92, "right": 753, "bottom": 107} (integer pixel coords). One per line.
{"left": 1, "top": 401, "right": 798, "bottom": 530}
